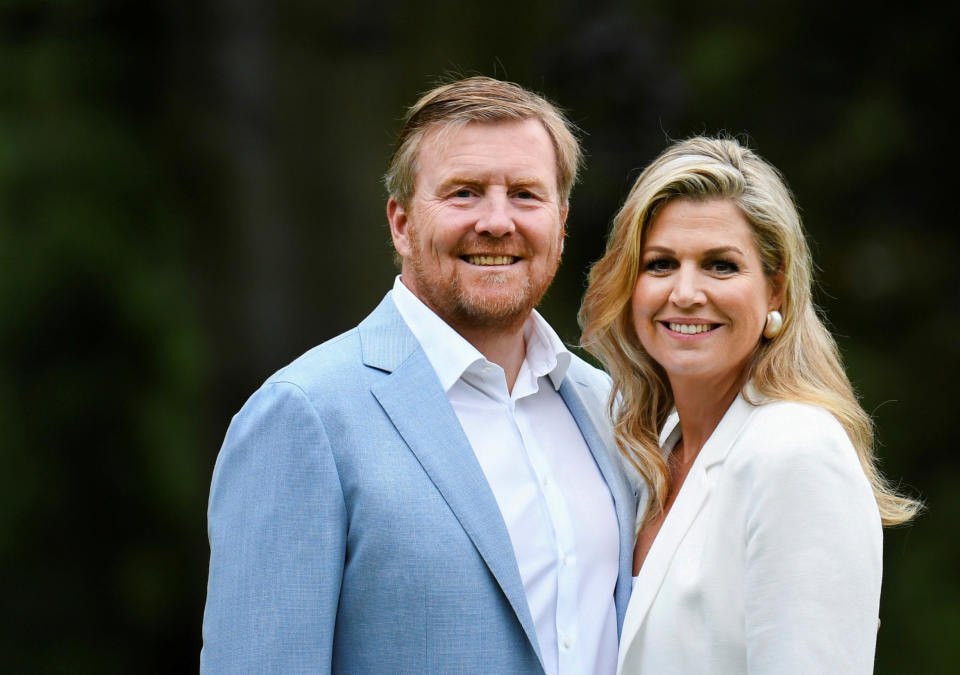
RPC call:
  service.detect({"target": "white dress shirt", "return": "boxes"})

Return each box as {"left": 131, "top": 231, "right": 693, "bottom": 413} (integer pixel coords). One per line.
{"left": 391, "top": 277, "right": 619, "bottom": 675}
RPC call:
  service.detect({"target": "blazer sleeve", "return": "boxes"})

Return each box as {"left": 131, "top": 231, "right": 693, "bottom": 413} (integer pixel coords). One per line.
{"left": 741, "top": 411, "right": 883, "bottom": 674}
{"left": 201, "top": 381, "right": 346, "bottom": 674}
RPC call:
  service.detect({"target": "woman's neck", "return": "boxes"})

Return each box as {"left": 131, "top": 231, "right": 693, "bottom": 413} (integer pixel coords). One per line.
{"left": 669, "top": 372, "right": 743, "bottom": 464}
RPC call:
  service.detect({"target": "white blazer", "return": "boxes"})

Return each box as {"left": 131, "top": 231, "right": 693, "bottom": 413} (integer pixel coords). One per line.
{"left": 617, "top": 393, "right": 883, "bottom": 674}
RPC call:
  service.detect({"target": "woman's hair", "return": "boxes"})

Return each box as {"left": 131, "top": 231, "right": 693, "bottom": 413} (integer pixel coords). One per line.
{"left": 580, "top": 136, "right": 920, "bottom": 528}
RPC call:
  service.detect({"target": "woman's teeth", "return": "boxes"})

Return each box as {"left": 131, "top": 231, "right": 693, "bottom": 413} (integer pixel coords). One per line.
{"left": 668, "top": 322, "right": 715, "bottom": 334}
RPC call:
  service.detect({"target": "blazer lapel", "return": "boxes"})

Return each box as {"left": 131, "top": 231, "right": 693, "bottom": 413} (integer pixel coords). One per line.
{"left": 618, "top": 394, "right": 758, "bottom": 664}
{"left": 360, "top": 295, "right": 543, "bottom": 666}
{"left": 558, "top": 376, "right": 638, "bottom": 634}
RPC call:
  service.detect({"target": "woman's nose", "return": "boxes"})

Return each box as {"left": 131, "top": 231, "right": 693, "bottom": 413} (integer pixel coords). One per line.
{"left": 669, "top": 266, "right": 706, "bottom": 307}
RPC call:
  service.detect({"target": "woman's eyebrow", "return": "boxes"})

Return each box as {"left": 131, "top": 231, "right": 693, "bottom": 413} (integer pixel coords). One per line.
{"left": 640, "top": 245, "right": 745, "bottom": 256}
{"left": 703, "top": 246, "right": 745, "bottom": 256}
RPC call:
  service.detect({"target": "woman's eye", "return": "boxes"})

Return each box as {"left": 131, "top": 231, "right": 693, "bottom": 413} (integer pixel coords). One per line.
{"left": 644, "top": 258, "right": 675, "bottom": 273}
{"left": 708, "top": 259, "right": 739, "bottom": 274}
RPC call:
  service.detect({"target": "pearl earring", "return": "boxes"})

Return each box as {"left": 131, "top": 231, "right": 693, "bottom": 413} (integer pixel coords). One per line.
{"left": 763, "top": 310, "right": 783, "bottom": 339}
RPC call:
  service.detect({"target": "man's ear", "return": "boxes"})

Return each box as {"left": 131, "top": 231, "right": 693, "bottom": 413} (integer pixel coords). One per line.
{"left": 559, "top": 202, "right": 569, "bottom": 255}
{"left": 387, "top": 197, "right": 411, "bottom": 258}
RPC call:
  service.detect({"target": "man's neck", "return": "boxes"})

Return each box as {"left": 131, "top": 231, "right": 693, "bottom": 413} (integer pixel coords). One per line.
{"left": 456, "top": 322, "right": 527, "bottom": 393}
{"left": 393, "top": 276, "right": 533, "bottom": 393}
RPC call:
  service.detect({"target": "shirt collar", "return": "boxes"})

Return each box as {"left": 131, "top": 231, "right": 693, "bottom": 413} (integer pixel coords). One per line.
{"left": 391, "top": 276, "right": 571, "bottom": 392}
{"left": 523, "top": 304, "right": 572, "bottom": 390}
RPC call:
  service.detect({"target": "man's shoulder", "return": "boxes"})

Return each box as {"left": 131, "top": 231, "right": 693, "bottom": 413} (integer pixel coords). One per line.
{"left": 564, "top": 351, "right": 613, "bottom": 392}
{"left": 232, "top": 322, "right": 381, "bottom": 426}
{"left": 267, "top": 327, "right": 364, "bottom": 393}
{"left": 261, "top": 293, "right": 411, "bottom": 396}
{"left": 560, "top": 351, "right": 613, "bottom": 418}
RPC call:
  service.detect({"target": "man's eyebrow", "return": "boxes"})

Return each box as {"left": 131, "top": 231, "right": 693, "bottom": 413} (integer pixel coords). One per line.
{"left": 435, "top": 176, "right": 483, "bottom": 193}
{"left": 433, "top": 175, "right": 552, "bottom": 194}
{"left": 510, "top": 177, "right": 550, "bottom": 190}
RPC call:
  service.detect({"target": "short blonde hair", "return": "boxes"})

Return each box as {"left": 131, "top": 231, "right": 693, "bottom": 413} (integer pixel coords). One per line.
{"left": 580, "top": 136, "right": 921, "bottom": 528}
{"left": 384, "top": 76, "right": 582, "bottom": 207}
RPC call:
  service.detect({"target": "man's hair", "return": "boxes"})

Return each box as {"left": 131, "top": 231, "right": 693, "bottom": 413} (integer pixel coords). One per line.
{"left": 384, "top": 76, "right": 582, "bottom": 207}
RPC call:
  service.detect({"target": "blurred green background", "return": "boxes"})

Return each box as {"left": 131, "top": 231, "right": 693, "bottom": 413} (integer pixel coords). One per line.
{"left": 2, "top": 0, "right": 954, "bottom": 671}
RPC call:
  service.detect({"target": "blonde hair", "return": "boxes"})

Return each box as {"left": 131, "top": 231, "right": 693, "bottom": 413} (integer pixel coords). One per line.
{"left": 580, "top": 136, "right": 920, "bottom": 528}
{"left": 384, "top": 76, "right": 581, "bottom": 207}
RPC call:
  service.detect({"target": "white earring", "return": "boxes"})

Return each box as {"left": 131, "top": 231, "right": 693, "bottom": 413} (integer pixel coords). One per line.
{"left": 763, "top": 310, "right": 783, "bottom": 339}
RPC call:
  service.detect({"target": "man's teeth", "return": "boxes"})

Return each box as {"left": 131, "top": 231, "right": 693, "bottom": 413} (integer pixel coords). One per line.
{"left": 669, "top": 322, "right": 715, "bottom": 334}
{"left": 465, "top": 255, "right": 516, "bottom": 266}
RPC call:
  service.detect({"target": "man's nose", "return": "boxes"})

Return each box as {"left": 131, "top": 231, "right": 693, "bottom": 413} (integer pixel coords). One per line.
{"left": 475, "top": 193, "right": 516, "bottom": 237}
{"left": 669, "top": 266, "right": 706, "bottom": 307}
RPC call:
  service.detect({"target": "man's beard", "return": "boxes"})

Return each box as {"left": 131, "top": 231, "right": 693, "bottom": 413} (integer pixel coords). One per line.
{"left": 406, "top": 237, "right": 560, "bottom": 332}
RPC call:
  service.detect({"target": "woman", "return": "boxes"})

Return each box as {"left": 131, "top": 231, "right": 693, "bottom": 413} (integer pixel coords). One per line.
{"left": 580, "top": 137, "right": 920, "bottom": 674}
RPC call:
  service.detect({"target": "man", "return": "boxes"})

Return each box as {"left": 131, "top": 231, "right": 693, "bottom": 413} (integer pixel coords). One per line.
{"left": 201, "top": 76, "right": 637, "bottom": 674}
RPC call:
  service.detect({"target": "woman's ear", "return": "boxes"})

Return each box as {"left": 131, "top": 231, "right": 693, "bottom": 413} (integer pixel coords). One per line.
{"left": 768, "top": 269, "right": 786, "bottom": 311}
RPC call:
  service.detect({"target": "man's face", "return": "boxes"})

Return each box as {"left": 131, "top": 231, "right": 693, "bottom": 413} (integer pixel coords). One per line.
{"left": 388, "top": 119, "right": 568, "bottom": 333}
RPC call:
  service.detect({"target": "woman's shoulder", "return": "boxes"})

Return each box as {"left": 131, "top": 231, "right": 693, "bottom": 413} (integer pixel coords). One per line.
{"left": 727, "top": 397, "right": 880, "bottom": 536}
{"left": 743, "top": 398, "right": 848, "bottom": 444}
{"left": 730, "top": 398, "right": 859, "bottom": 477}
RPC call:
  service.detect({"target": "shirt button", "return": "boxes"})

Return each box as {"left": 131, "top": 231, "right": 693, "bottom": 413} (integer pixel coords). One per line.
{"left": 562, "top": 636, "right": 572, "bottom": 649}
{"left": 561, "top": 553, "right": 569, "bottom": 566}
{"left": 541, "top": 475, "right": 549, "bottom": 487}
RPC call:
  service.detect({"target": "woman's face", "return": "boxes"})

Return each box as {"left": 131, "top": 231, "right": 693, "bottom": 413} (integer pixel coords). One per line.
{"left": 631, "top": 198, "right": 781, "bottom": 391}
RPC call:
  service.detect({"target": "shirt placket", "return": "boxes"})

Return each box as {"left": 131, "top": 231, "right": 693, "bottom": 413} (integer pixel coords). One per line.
{"left": 513, "top": 394, "right": 582, "bottom": 675}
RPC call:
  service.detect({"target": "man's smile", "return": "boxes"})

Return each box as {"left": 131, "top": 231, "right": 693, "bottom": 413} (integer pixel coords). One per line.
{"left": 461, "top": 254, "right": 521, "bottom": 266}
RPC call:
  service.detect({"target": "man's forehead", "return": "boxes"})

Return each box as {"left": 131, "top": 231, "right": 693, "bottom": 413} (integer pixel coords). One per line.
{"left": 415, "top": 119, "right": 558, "bottom": 183}
{"left": 421, "top": 118, "right": 551, "bottom": 154}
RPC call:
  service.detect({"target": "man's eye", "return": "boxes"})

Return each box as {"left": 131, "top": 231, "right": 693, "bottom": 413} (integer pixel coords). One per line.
{"left": 515, "top": 190, "right": 534, "bottom": 199}
{"left": 453, "top": 189, "right": 474, "bottom": 198}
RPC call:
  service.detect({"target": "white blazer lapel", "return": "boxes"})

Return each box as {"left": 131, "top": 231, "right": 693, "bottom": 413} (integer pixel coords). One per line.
{"left": 618, "top": 394, "right": 758, "bottom": 667}
{"left": 618, "top": 444, "right": 712, "bottom": 668}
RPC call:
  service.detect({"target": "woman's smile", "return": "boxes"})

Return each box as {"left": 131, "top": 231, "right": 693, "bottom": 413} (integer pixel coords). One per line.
{"left": 659, "top": 319, "right": 721, "bottom": 337}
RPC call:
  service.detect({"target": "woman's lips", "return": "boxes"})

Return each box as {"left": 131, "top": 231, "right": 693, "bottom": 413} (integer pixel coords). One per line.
{"left": 658, "top": 320, "right": 721, "bottom": 337}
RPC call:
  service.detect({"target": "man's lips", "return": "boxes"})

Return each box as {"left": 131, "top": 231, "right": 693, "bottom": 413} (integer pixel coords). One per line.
{"left": 461, "top": 254, "right": 520, "bottom": 266}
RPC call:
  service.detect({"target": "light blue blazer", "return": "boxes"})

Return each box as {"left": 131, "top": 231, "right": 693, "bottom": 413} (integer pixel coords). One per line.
{"left": 201, "top": 294, "right": 637, "bottom": 673}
